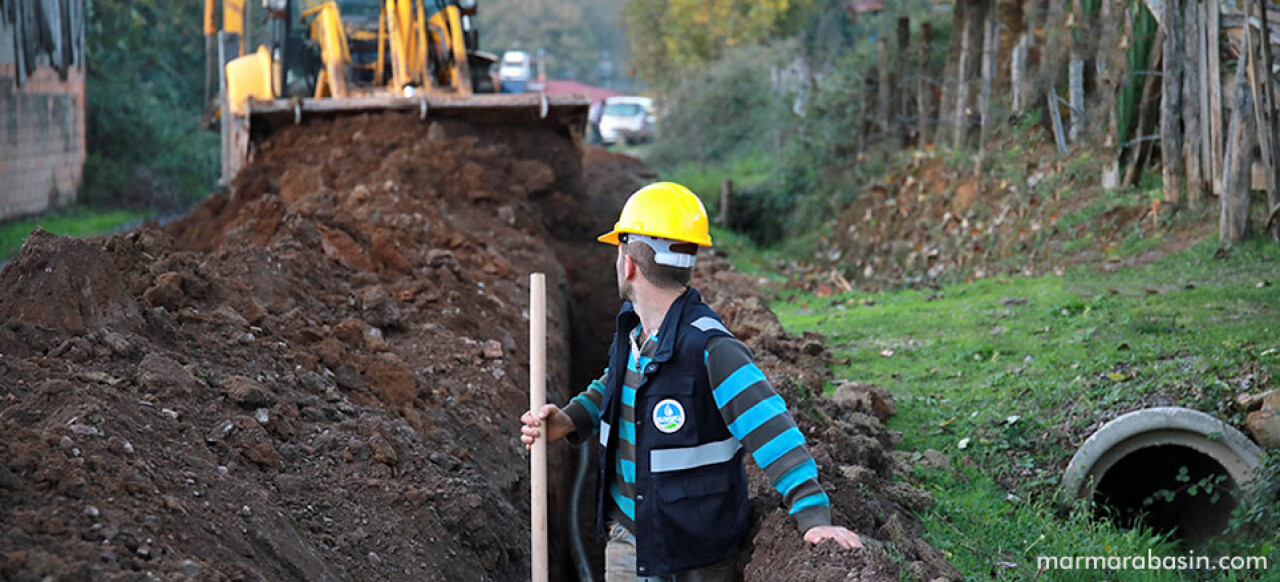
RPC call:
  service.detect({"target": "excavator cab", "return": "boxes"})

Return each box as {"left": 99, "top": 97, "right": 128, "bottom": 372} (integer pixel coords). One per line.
{"left": 205, "top": 0, "right": 586, "bottom": 186}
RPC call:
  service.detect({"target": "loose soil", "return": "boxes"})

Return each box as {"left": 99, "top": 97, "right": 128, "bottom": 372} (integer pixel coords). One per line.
{"left": 0, "top": 113, "right": 955, "bottom": 581}
{"left": 804, "top": 131, "right": 1216, "bottom": 294}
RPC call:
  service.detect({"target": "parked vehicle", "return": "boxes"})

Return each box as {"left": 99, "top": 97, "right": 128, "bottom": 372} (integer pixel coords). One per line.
{"left": 598, "top": 96, "right": 654, "bottom": 145}
{"left": 497, "top": 51, "right": 530, "bottom": 92}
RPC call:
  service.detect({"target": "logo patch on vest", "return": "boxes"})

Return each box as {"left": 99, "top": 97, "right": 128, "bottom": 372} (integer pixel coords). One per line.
{"left": 653, "top": 399, "right": 686, "bottom": 433}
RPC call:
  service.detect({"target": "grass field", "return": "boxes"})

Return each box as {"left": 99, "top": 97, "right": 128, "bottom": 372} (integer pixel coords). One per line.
{"left": 773, "top": 238, "right": 1280, "bottom": 580}
{"left": 0, "top": 208, "right": 154, "bottom": 261}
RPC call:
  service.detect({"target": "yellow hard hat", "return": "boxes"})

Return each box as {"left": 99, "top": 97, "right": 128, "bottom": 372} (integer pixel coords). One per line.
{"left": 597, "top": 182, "right": 713, "bottom": 247}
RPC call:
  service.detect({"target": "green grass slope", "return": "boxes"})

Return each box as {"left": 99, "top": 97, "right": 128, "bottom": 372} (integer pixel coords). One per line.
{"left": 0, "top": 208, "right": 154, "bottom": 261}
{"left": 775, "top": 239, "right": 1280, "bottom": 580}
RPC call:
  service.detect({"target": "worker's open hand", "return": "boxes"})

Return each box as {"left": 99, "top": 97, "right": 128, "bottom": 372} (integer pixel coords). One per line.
{"left": 803, "top": 525, "right": 864, "bottom": 550}
{"left": 520, "top": 404, "right": 573, "bottom": 450}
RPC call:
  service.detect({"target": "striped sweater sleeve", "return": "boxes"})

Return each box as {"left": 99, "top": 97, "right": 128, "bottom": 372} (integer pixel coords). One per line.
{"left": 705, "top": 336, "right": 832, "bottom": 533}
{"left": 561, "top": 369, "right": 608, "bottom": 445}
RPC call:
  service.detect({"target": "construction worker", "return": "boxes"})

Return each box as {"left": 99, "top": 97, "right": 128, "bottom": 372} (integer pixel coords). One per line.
{"left": 520, "top": 182, "right": 863, "bottom": 580}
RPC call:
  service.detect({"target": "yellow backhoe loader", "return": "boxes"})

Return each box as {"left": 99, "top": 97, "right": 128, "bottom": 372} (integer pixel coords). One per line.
{"left": 204, "top": 0, "right": 588, "bottom": 184}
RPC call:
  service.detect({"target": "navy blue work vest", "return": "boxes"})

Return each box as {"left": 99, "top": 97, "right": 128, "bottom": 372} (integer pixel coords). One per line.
{"left": 595, "top": 287, "right": 750, "bottom": 577}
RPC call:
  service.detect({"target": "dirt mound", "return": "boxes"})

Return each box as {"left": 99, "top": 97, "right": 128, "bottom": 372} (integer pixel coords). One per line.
{"left": 745, "top": 511, "right": 898, "bottom": 581}
{"left": 0, "top": 112, "right": 954, "bottom": 580}
{"left": 0, "top": 229, "right": 144, "bottom": 342}
{"left": 1, "top": 113, "right": 577, "bottom": 581}
{"left": 807, "top": 139, "right": 1214, "bottom": 293}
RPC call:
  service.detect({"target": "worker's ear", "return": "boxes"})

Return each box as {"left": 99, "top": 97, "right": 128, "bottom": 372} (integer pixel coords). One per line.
{"left": 621, "top": 253, "right": 638, "bottom": 281}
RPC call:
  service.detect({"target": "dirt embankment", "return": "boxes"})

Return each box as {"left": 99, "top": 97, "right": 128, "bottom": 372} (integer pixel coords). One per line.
{"left": 0, "top": 114, "right": 956, "bottom": 581}
{"left": 803, "top": 136, "right": 1215, "bottom": 294}
{"left": 695, "top": 259, "right": 959, "bottom": 582}
{"left": 1, "top": 113, "right": 578, "bottom": 581}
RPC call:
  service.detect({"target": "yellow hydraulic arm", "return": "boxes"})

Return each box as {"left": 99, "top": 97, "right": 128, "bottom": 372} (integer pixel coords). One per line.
{"left": 300, "top": 1, "right": 432, "bottom": 98}
{"left": 425, "top": 4, "right": 471, "bottom": 93}
{"left": 376, "top": 0, "right": 474, "bottom": 95}
{"left": 222, "top": 0, "right": 247, "bottom": 54}
{"left": 216, "top": 0, "right": 479, "bottom": 106}
{"left": 301, "top": 2, "right": 352, "bottom": 98}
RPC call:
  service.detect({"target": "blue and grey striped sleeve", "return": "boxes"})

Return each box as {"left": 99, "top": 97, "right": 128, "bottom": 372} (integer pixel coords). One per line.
{"left": 706, "top": 336, "right": 832, "bottom": 533}
{"left": 562, "top": 369, "right": 608, "bottom": 445}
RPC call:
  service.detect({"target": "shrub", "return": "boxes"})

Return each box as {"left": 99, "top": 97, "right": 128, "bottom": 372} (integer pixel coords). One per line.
{"left": 83, "top": 0, "right": 219, "bottom": 208}
{"left": 648, "top": 45, "right": 795, "bottom": 168}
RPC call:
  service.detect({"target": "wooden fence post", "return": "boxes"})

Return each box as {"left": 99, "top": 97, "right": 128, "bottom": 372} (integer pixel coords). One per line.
{"left": 1096, "top": 0, "right": 1125, "bottom": 155}
{"left": 1222, "top": 62, "right": 1256, "bottom": 242}
{"left": 719, "top": 179, "right": 733, "bottom": 228}
{"left": 1184, "top": 0, "right": 1207, "bottom": 208}
{"left": 940, "top": 0, "right": 968, "bottom": 148}
{"left": 1162, "top": 0, "right": 1184, "bottom": 204}
{"left": 1197, "top": 1, "right": 1214, "bottom": 200}
{"left": 1246, "top": 0, "right": 1280, "bottom": 239}
{"left": 878, "top": 37, "right": 892, "bottom": 136}
{"left": 899, "top": 17, "right": 913, "bottom": 146}
{"left": 918, "top": 23, "right": 936, "bottom": 147}
{"left": 1069, "top": 0, "right": 1086, "bottom": 143}
{"left": 981, "top": 16, "right": 1000, "bottom": 157}
{"left": 857, "top": 75, "right": 872, "bottom": 155}
{"left": 1208, "top": 0, "right": 1224, "bottom": 195}
{"left": 955, "top": 0, "right": 988, "bottom": 149}
{"left": 1021, "top": 0, "right": 1047, "bottom": 111}
{"left": 1037, "top": 0, "right": 1070, "bottom": 118}
{"left": 996, "top": 0, "right": 1024, "bottom": 91}
{"left": 1012, "top": 34, "right": 1030, "bottom": 111}
{"left": 1069, "top": 60, "right": 1085, "bottom": 143}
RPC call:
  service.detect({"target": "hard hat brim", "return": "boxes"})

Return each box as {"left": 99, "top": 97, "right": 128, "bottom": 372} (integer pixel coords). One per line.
{"left": 597, "top": 230, "right": 622, "bottom": 245}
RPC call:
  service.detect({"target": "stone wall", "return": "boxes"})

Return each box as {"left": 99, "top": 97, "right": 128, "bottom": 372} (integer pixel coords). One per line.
{"left": 0, "top": 5, "right": 86, "bottom": 221}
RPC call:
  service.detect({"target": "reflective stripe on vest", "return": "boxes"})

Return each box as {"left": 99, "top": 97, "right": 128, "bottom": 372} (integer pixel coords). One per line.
{"left": 649, "top": 437, "right": 742, "bottom": 473}
{"left": 690, "top": 316, "right": 728, "bottom": 335}
{"left": 600, "top": 420, "right": 612, "bottom": 447}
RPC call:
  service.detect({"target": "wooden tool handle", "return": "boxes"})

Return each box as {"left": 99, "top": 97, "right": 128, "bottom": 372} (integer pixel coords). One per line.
{"left": 529, "top": 273, "right": 548, "bottom": 582}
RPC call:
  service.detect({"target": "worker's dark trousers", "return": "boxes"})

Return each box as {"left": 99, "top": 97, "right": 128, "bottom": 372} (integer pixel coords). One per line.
{"left": 604, "top": 522, "right": 736, "bottom": 582}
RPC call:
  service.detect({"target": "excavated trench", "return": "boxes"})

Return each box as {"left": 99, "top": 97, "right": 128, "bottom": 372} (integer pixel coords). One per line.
{"left": 0, "top": 115, "right": 962, "bottom": 581}
{"left": 1062, "top": 407, "right": 1265, "bottom": 541}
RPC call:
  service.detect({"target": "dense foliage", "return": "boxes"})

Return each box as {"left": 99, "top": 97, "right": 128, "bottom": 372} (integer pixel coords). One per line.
{"left": 84, "top": 0, "right": 218, "bottom": 208}
{"left": 624, "top": 0, "right": 815, "bottom": 90}
{"left": 643, "top": 0, "right": 949, "bottom": 244}
{"left": 647, "top": 46, "right": 790, "bottom": 168}
{"left": 480, "top": 0, "right": 636, "bottom": 90}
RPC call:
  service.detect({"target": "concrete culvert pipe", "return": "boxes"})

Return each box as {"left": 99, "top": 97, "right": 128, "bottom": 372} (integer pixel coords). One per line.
{"left": 1062, "top": 407, "right": 1264, "bottom": 540}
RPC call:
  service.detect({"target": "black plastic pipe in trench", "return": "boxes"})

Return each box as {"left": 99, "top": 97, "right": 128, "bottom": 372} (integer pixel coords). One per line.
{"left": 570, "top": 441, "right": 594, "bottom": 582}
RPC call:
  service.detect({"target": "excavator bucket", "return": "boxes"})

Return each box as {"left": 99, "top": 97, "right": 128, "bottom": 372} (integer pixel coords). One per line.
{"left": 210, "top": 0, "right": 590, "bottom": 186}
{"left": 219, "top": 92, "right": 590, "bottom": 185}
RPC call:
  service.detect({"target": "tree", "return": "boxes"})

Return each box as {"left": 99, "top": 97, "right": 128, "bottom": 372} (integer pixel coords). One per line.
{"left": 84, "top": 0, "right": 218, "bottom": 206}
{"left": 624, "top": 0, "right": 814, "bottom": 87}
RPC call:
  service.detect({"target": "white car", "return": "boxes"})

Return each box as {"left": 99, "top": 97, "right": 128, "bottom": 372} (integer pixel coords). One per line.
{"left": 598, "top": 96, "right": 654, "bottom": 145}
{"left": 498, "top": 50, "right": 532, "bottom": 93}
